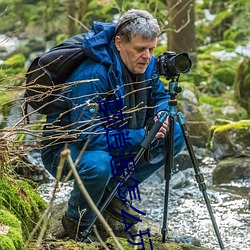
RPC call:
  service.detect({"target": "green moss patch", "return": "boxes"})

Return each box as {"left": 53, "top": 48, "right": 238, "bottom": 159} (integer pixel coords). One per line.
{"left": 0, "top": 209, "right": 23, "bottom": 250}
{"left": 0, "top": 174, "right": 47, "bottom": 239}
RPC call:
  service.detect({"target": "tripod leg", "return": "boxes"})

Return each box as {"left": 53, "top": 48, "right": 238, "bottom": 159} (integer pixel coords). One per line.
{"left": 177, "top": 112, "right": 225, "bottom": 250}
{"left": 162, "top": 114, "right": 175, "bottom": 243}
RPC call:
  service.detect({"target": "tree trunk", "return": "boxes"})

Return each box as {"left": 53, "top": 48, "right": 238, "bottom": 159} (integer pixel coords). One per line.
{"left": 167, "top": 0, "right": 196, "bottom": 62}
{"left": 78, "top": 0, "right": 88, "bottom": 20}
{"left": 67, "top": 0, "right": 76, "bottom": 36}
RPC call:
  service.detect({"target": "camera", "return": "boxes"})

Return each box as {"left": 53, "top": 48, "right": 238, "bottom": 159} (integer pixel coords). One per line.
{"left": 156, "top": 51, "right": 192, "bottom": 79}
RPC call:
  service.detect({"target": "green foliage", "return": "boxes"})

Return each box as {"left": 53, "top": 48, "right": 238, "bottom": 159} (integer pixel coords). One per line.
{"left": 199, "top": 90, "right": 248, "bottom": 121}
{"left": 196, "top": 0, "right": 250, "bottom": 47}
{"left": 0, "top": 175, "right": 47, "bottom": 239}
{"left": 0, "top": 54, "right": 26, "bottom": 85}
{"left": 211, "top": 11, "right": 233, "bottom": 41}
{"left": 0, "top": 235, "right": 16, "bottom": 250}
{"left": 234, "top": 57, "right": 250, "bottom": 115}
{"left": 192, "top": 40, "right": 241, "bottom": 95}
{"left": 199, "top": 95, "right": 224, "bottom": 107}
{"left": 0, "top": 209, "right": 24, "bottom": 250}
{"left": 213, "top": 67, "right": 235, "bottom": 86}
{"left": 1, "top": 54, "right": 25, "bottom": 69}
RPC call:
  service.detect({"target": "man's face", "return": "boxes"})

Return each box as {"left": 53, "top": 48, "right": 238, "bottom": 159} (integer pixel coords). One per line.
{"left": 115, "top": 35, "right": 157, "bottom": 74}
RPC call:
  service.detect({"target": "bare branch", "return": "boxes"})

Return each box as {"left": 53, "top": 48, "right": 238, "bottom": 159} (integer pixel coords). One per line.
{"left": 62, "top": 148, "right": 124, "bottom": 250}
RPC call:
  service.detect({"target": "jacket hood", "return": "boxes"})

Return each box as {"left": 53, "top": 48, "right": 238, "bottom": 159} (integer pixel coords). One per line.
{"left": 82, "top": 21, "right": 116, "bottom": 65}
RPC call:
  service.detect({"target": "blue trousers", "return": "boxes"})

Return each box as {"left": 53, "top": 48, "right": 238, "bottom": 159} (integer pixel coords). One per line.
{"left": 41, "top": 122, "right": 185, "bottom": 226}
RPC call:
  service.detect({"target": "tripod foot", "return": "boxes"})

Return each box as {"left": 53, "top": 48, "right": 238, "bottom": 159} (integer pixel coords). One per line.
{"left": 161, "top": 227, "right": 168, "bottom": 243}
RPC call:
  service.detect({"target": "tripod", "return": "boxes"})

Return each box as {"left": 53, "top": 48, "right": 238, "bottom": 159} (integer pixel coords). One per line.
{"left": 82, "top": 77, "right": 225, "bottom": 250}
{"left": 161, "top": 77, "right": 225, "bottom": 249}
{"left": 81, "top": 110, "right": 169, "bottom": 241}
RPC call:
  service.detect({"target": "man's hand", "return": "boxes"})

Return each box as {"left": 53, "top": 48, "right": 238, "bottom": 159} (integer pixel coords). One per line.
{"left": 154, "top": 111, "right": 169, "bottom": 139}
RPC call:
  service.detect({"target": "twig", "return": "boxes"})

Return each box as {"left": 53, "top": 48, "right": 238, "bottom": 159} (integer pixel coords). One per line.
{"left": 22, "top": 154, "right": 65, "bottom": 249}
{"left": 61, "top": 148, "right": 124, "bottom": 250}
{"left": 93, "top": 225, "right": 110, "bottom": 250}
{"left": 68, "top": 14, "right": 89, "bottom": 31}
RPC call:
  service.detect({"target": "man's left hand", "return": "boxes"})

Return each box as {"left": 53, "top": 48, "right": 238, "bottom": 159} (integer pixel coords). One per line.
{"left": 154, "top": 111, "right": 169, "bottom": 139}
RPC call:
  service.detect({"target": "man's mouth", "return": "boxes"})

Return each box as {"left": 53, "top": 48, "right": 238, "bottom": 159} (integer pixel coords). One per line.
{"left": 138, "top": 62, "right": 148, "bottom": 66}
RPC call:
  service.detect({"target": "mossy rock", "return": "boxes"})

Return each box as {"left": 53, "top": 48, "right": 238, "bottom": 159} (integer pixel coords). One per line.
{"left": 0, "top": 209, "right": 24, "bottom": 250}
{"left": 28, "top": 235, "right": 211, "bottom": 250}
{"left": 42, "top": 202, "right": 211, "bottom": 250}
{"left": 0, "top": 174, "right": 47, "bottom": 239}
{"left": 106, "top": 237, "right": 211, "bottom": 250}
{"left": 209, "top": 120, "right": 250, "bottom": 160}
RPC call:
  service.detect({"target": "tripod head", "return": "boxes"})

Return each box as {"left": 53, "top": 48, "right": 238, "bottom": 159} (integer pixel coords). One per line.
{"left": 168, "top": 76, "right": 182, "bottom": 100}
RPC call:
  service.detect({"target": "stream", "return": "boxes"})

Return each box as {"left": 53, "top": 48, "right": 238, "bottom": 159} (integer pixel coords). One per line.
{"left": 38, "top": 155, "right": 250, "bottom": 250}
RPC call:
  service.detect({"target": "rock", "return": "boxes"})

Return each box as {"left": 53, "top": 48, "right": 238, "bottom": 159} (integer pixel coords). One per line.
{"left": 170, "top": 168, "right": 194, "bottom": 189}
{"left": 44, "top": 201, "right": 212, "bottom": 250}
{"left": 209, "top": 120, "right": 250, "bottom": 160}
{"left": 213, "top": 157, "right": 250, "bottom": 184}
{"left": 179, "top": 100, "right": 211, "bottom": 148}
{"left": 181, "top": 89, "right": 199, "bottom": 105}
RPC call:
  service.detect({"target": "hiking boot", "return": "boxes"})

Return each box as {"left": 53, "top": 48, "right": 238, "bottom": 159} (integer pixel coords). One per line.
{"left": 102, "top": 192, "right": 143, "bottom": 224}
{"left": 61, "top": 213, "right": 97, "bottom": 242}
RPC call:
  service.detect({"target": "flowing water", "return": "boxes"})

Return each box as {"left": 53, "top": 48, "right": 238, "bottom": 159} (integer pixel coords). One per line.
{"left": 38, "top": 156, "right": 250, "bottom": 250}
{"left": 132, "top": 157, "right": 250, "bottom": 250}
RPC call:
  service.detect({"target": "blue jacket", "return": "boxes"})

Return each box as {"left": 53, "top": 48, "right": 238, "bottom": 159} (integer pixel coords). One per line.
{"left": 44, "top": 21, "right": 170, "bottom": 153}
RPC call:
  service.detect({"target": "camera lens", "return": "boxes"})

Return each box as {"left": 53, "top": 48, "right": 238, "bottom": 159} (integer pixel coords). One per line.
{"left": 174, "top": 53, "right": 192, "bottom": 73}
{"left": 156, "top": 51, "right": 192, "bottom": 79}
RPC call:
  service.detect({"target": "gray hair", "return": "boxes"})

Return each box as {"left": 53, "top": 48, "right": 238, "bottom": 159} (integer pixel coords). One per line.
{"left": 115, "top": 9, "right": 160, "bottom": 43}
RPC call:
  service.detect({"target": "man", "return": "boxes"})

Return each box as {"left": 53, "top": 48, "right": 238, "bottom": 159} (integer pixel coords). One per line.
{"left": 41, "top": 9, "right": 185, "bottom": 241}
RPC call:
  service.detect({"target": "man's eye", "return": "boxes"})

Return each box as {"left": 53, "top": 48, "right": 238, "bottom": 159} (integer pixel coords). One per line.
{"left": 136, "top": 48, "right": 144, "bottom": 52}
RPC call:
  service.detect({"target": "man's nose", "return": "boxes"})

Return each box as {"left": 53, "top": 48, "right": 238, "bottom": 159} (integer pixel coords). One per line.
{"left": 142, "top": 49, "right": 151, "bottom": 59}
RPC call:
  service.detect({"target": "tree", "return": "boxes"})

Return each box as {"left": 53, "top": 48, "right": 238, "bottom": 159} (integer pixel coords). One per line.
{"left": 166, "top": 0, "right": 196, "bottom": 62}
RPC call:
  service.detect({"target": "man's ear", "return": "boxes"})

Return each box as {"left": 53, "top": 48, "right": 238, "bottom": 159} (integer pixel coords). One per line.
{"left": 115, "top": 36, "right": 122, "bottom": 51}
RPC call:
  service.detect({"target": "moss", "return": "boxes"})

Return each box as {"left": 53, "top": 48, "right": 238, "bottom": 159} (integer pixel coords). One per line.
{"left": 105, "top": 237, "right": 208, "bottom": 250}
{"left": 199, "top": 90, "right": 248, "bottom": 122}
{"left": 209, "top": 120, "right": 250, "bottom": 151}
{"left": 7, "top": 228, "right": 24, "bottom": 249}
{"left": 0, "top": 209, "right": 21, "bottom": 229}
{"left": 0, "top": 91, "right": 17, "bottom": 110}
{"left": 0, "top": 174, "right": 47, "bottom": 239}
{"left": 217, "top": 40, "right": 237, "bottom": 51}
{"left": 0, "top": 54, "right": 26, "bottom": 86}
{"left": 213, "top": 120, "right": 250, "bottom": 133}
{"left": 1, "top": 54, "right": 25, "bottom": 69}
{"left": 0, "top": 209, "right": 24, "bottom": 249}
{"left": 199, "top": 95, "right": 224, "bottom": 107}
{"left": 213, "top": 67, "right": 235, "bottom": 86}
{"left": 0, "top": 235, "right": 16, "bottom": 250}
